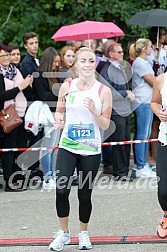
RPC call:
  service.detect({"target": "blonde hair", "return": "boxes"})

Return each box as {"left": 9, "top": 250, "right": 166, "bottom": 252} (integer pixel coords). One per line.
{"left": 129, "top": 38, "right": 151, "bottom": 59}
{"left": 74, "top": 47, "right": 95, "bottom": 62}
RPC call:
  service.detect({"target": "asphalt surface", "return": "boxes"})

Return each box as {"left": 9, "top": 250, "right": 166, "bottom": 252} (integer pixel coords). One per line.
{"left": 0, "top": 167, "right": 167, "bottom": 252}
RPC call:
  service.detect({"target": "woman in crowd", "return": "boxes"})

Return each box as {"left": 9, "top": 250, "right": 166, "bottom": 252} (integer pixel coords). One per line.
{"left": 0, "top": 44, "right": 32, "bottom": 192}
{"left": 32, "top": 47, "right": 60, "bottom": 190}
{"left": 49, "top": 47, "right": 112, "bottom": 251}
{"left": 8, "top": 43, "right": 21, "bottom": 69}
{"left": 130, "top": 38, "right": 156, "bottom": 178}
{"left": 58, "top": 45, "right": 76, "bottom": 83}
{"left": 151, "top": 72, "right": 167, "bottom": 238}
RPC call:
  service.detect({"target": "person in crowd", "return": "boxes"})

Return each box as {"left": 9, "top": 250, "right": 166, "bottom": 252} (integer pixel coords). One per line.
{"left": 20, "top": 32, "right": 40, "bottom": 79}
{"left": 8, "top": 44, "right": 21, "bottom": 69}
{"left": 151, "top": 72, "right": 167, "bottom": 238}
{"left": 100, "top": 42, "right": 135, "bottom": 180}
{"left": 130, "top": 38, "right": 157, "bottom": 178}
{"left": 163, "top": 35, "right": 167, "bottom": 51}
{"left": 96, "top": 39, "right": 115, "bottom": 74}
{"left": 147, "top": 27, "right": 167, "bottom": 167}
{"left": 148, "top": 27, "right": 167, "bottom": 76}
{"left": 127, "top": 41, "right": 135, "bottom": 66}
{"left": 58, "top": 45, "right": 76, "bottom": 84}
{"left": 72, "top": 41, "right": 82, "bottom": 53}
{"left": 20, "top": 32, "right": 43, "bottom": 182}
{"left": 94, "top": 39, "right": 104, "bottom": 67}
{"left": 82, "top": 39, "right": 104, "bottom": 67}
{"left": 95, "top": 39, "right": 104, "bottom": 57}
{"left": 96, "top": 40, "right": 114, "bottom": 174}
{"left": 82, "top": 39, "right": 96, "bottom": 52}
{"left": 49, "top": 47, "right": 112, "bottom": 251}
{"left": 54, "top": 54, "right": 60, "bottom": 68}
{"left": 32, "top": 47, "right": 60, "bottom": 190}
{"left": 0, "top": 44, "right": 33, "bottom": 192}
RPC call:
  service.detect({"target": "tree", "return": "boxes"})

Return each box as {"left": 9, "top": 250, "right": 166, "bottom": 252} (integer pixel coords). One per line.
{"left": 0, "top": 0, "right": 167, "bottom": 55}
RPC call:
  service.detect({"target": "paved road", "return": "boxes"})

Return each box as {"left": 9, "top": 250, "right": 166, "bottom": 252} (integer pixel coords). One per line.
{"left": 0, "top": 170, "right": 167, "bottom": 252}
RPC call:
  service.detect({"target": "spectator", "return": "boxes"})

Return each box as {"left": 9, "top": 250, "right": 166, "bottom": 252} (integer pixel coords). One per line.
{"left": 8, "top": 43, "right": 21, "bottom": 69}
{"left": 20, "top": 32, "right": 39, "bottom": 79}
{"left": 130, "top": 38, "right": 157, "bottom": 178}
{"left": 96, "top": 40, "right": 114, "bottom": 174}
{"left": 96, "top": 39, "right": 115, "bottom": 74}
{"left": 0, "top": 44, "right": 33, "bottom": 192}
{"left": 20, "top": 32, "right": 43, "bottom": 182}
{"left": 127, "top": 41, "right": 135, "bottom": 66}
{"left": 148, "top": 27, "right": 167, "bottom": 76}
{"left": 163, "top": 35, "right": 167, "bottom": 51}
{"left": 82, "top": 39, "right": 96, "bottom": 52}
{"left": 58, "top": 45, "right": 76, "bottom": 84}
{"left": 95, "top": 39, "right": 104, "bottom": 57}
{"left": 32, "top": 47, "right": 60, "bottom": 190}
{"left": 72, "top": 41, "right": 82, "bottom": 52}
{"left": 100, "top": 42, "right": 135, "bottom": 181}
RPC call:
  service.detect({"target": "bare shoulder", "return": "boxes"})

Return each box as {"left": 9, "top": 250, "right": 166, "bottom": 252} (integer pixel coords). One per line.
{"left": 59, "top": 81, "right": 70, "bottom": 96}
{"left": 154, "top": 73, "right": 165, "bottom": 90}
{"left": 101, "top": 85, "right": 111, "bottom": 95}
{"left": 100, "top": 84, "right": 112, "bottom": 104}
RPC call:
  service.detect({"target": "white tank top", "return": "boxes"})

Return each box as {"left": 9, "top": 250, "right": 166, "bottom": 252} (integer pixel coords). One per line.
{"left": 158, "top": 72, "right": 167, "bottom": 144}
{"left": 59, "top": 79, "right": 103, "bottom": 155}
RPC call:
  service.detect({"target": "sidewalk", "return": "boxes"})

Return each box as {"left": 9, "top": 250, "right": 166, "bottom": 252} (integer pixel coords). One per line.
{"left": 1, "top": 167, "right": 167, "bottom": 252}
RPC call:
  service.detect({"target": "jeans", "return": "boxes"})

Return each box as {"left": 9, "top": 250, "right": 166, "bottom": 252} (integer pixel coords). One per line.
{"left": 134, "top": 103, "right": 153, "bottom": 169}
{"left": 41, "top": 127, "right": 60, "bottom": 180}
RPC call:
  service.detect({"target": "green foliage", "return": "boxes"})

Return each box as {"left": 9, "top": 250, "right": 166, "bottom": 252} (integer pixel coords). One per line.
{"left": 0, "top": 0, "right": 166, "bottom": 56}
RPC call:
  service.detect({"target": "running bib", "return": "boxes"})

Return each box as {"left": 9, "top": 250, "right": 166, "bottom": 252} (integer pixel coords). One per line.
{"left": 68, "top": 123, "right": 95, "bottom": 140}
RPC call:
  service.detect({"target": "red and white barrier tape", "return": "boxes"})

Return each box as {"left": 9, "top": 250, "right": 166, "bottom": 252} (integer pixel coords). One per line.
{"left": 0, "top": 139, "right": 158, "bottom": 152}
{"left": 102, "top": 138, "right": 158, "bottom": 146}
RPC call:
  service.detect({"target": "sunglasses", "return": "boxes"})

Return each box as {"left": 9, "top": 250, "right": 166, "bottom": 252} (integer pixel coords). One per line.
{"left": 112, "top": 50, "right": 124, "bottom": 54}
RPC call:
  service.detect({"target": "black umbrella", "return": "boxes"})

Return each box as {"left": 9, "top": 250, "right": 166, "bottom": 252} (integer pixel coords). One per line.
{"left": 127, "top": 9, "right": 167, "bottom": 27}
{"left": 127, "top": 9, "right": 167, "bottom": 47}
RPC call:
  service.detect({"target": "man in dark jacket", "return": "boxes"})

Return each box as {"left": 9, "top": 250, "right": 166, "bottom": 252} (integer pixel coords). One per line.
{"left": 20, "top": 32, "right": 43, "bottom": 182}
{"left": 20, "top": 32, "right": 39, "bottom": 77}
{"left": 100, "top": 42, "right": 135, "bottom": 181}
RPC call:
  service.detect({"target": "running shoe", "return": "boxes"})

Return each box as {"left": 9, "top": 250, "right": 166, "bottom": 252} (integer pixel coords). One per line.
{"left": 49, "top": 230, "right": 70, "bottom": 251}
{"left": 78, "top": 231, "right": 92, "bottom": 250}
{"left": 157, "top": 216, "right": 167, "bottom": 238}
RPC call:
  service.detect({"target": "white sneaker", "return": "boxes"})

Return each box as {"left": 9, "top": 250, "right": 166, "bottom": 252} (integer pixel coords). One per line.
{"left": 136, "top": 167, "right": 156, "bottom": 178}
{"left": 49, "top": 230, "right": 70, "bottom": 251}
{"left": 143, "top": 163, "right": 150, "bottom": 170}
{"left": 149, "top": 164, "right": 156, "bottom": 170}
{"left": 42, "top": 179, "right": 56, "bottom": 190}
{"left": 78, "top": 231, "right": 92, "bottom": 250}
{"left": 144, "top": 163, "right": 156, "bottom": 171}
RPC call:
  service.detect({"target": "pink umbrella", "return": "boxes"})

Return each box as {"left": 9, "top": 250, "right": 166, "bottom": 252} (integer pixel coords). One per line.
{"left": 52, "top": 20, "right": 124, "bottom": 41}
